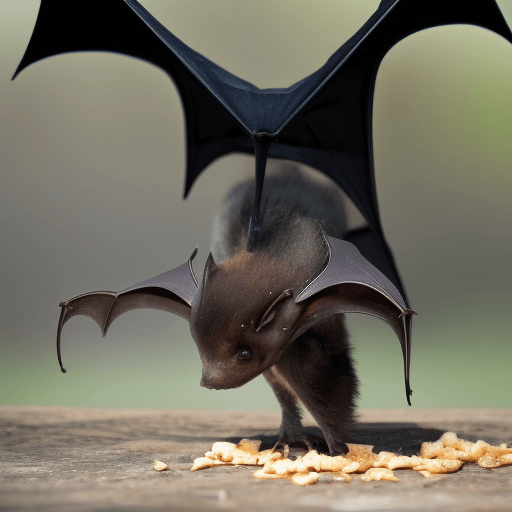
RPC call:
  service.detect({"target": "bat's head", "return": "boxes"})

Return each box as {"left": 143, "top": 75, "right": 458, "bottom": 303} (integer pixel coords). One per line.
{"left": 189, "top": 250, "right": 309, "bottom": 390}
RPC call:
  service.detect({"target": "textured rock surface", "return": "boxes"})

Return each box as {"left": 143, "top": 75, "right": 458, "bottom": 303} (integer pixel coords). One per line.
{"left": 1, "top": 406, "right": 511, "bottom": 511}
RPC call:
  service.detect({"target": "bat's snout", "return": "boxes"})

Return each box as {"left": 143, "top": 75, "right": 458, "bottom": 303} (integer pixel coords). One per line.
{"left": 200, "top": 375, "right": 216, "bottom": 390}
{"left": 200, "top": 364, "right": 253, "bottom": 390}
{"left": 200, "top": 368, "right": 229, "bottom": 390}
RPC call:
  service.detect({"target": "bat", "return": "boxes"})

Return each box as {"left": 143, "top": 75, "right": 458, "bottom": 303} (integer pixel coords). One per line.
{"left": 13, "top": 0, "right": 511, "bottom": 454}
{"left": 56, "top": 168, "right": 414, "bottom": 455}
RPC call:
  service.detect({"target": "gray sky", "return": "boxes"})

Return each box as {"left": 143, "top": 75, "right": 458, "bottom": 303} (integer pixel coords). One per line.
{"left": 1, "top": 0, "right": 512, "bottom": 410}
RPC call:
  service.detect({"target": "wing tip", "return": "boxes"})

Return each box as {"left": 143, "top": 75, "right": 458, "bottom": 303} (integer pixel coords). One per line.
{"left": 12, "top": 54, "right": 33, "bottom": 81}
{"left": 11, "top": 65, "right": 23, "bottom": 81}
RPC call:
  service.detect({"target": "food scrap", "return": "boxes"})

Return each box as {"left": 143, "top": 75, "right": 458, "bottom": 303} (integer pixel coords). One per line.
{"left": 360, "top": 468, "right": 399, "bottom": 482}
{"left": 153, "top": 432, "right": 512, "bottom": 486}
{"left": 153, "top": 460, "right": 170, "bottom": 472}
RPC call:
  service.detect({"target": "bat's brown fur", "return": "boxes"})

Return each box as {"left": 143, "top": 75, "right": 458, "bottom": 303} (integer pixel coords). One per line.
{"left": 190, "top": 168, "right": 358, "bottom": 456}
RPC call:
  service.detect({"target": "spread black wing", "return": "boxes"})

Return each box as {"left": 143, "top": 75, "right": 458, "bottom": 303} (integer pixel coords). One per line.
{"left": 14, "top": 0, "right": 512, "bottom": 300}
{"left": 56, "top": 250, "right": 198, "bottom": 373}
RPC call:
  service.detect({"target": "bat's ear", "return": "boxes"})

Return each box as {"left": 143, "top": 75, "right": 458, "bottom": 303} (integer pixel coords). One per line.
{"left": 296, "top": 231, "right": 416, "bottom": 406}
{"left": 201, "top": 252, "right": 218, "bottom": 288}
{"left": 205, "top": 252, "right": 217, "bottom": 274}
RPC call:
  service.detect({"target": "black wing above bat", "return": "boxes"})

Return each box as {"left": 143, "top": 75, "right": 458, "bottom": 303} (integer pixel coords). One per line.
{"left": 56, "top": 249, "right": 198, "bottom": 373}
{"left": 14, "top": 0, "right": 512, "bottom": 301}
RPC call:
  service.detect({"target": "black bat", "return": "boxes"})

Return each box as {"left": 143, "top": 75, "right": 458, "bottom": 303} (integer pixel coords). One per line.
{"left": 14, "top": 0, "right": 511, "bottom": 454}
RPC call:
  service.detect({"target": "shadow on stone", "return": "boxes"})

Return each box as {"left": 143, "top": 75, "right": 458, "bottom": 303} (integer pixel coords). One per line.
{"left": 224, "top": 423, "right": 446, "bottom": 456}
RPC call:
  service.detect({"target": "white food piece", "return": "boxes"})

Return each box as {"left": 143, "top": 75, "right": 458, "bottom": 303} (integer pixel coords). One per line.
{"left": 153, "top": 460, "right": 170, "bottom": 472}
{"left": 360, "top": 468, "right": 399, "bottom": 482}
{"left": 291, "top": 472, "right": 319, "bottom": 486}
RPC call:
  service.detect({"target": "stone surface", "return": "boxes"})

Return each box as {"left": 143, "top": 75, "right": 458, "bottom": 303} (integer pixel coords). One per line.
{"left": 1, "top": 406, "right": 511, "bottom": 511}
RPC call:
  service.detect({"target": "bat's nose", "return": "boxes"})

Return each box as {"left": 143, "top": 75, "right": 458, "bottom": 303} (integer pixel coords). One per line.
{"left": 200, "top": 371, "right": 232, "bottom": 390}
{"left": 200, "top": 375, "right": 215, "bottom": 389}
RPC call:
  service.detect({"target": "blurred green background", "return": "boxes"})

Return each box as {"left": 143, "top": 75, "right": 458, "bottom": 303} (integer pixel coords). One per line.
{"left": 1, "top": 0, "right": 511, "bottom": 411}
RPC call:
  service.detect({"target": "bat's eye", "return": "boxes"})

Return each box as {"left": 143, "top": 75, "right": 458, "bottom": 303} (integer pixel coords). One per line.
{"left": 237, "top": 348, "right": 253, "bottom": 362}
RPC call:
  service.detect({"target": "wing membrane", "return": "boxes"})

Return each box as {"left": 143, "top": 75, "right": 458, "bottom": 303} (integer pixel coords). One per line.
{"left": 56, "top": 250, "right": 198, "bottom": 372}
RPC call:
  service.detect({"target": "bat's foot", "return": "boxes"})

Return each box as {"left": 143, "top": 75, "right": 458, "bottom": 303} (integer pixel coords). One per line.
{"left": 328, "top": 441, "right": 349, "bottom": 457}
{"left": 271, "top": 428, "right": 328, "bottom": 456}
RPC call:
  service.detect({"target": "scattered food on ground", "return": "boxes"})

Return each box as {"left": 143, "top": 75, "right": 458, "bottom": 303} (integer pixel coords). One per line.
{"left": 154, "top": 432, "right": 512, "bottom": 486}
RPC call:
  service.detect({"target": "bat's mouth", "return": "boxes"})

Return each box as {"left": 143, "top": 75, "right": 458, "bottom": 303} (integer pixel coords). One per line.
{"left": 200, "top": 372, "right": 255, "bottom": 390}
{"left": 200, "top": 376, "right": 218, "bottom": 390}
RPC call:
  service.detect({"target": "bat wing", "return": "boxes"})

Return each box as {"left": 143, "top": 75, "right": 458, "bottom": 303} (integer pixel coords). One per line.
{"left": 56, "top": 249, "right": 198, "bottom": 373}
{"left": 296, "top": 232, "right": 415, "bottom": 405}
{"left": 12, "top": 0, "right": 252, "bottom": 198}
{"left": 269, "top": 0, "right": 512, "bottom": 299}
{"left": 15, "top": 0, "right": 512, "bottom": 301}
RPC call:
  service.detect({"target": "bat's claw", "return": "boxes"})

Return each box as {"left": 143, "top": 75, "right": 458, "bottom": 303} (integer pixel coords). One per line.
{"left": 271, "top": 441, "right": 290, "bottom": 459}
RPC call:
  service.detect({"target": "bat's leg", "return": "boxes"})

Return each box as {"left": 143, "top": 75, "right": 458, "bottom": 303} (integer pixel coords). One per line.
{"left": 263, "top": 366, "right": 327, "bottom": 454}
{"left": 275, "top": 314, "right": 358, "bottom": 456}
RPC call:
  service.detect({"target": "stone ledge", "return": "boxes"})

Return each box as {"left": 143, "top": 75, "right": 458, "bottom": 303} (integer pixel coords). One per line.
{"left": 1, "top": 406, "right": 511, "bottom": 511}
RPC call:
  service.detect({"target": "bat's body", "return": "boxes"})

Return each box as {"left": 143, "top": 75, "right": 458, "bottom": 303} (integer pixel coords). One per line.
{"left": 206, "top": 169, "right": 356, "bottom": 454}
